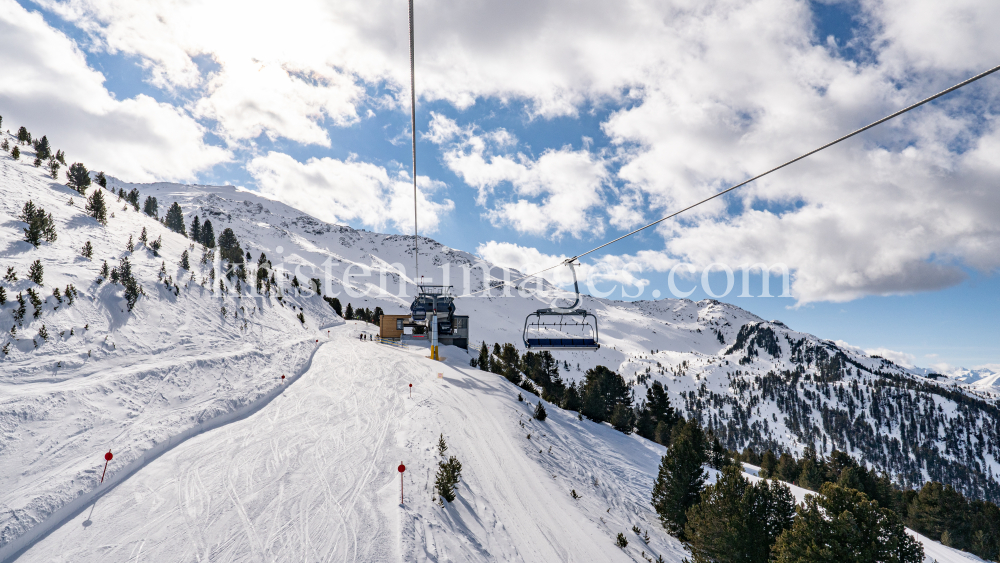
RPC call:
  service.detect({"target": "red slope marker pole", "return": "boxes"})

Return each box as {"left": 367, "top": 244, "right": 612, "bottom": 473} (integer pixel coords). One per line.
{"left": 409, "top": 383, "right": 412, "bottom": 398}
{"left": 100, "top": 450, "right": 113, "bottom": 484}
{"left": 398, "top": 463, "right": 406, "bottom": 504}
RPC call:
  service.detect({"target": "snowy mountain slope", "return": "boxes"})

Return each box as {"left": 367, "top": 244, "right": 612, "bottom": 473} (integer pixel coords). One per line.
{"left": 18, "top": 325, "right": 980, "bottom": 563}
{"left": 97, "top": 174, "right": 1000, "bottom": 501}
{"left": 0, "top": 135, "right": 340, "bottom": 555}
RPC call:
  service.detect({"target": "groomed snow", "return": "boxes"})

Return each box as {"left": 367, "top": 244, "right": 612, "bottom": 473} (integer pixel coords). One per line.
{"left": 18, "top": 325, "right": 980, "bottom": 562}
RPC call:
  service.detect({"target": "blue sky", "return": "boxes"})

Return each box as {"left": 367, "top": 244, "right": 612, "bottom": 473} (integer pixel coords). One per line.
{"left": 4, "top": 0, "right": 999, "bottom": 370}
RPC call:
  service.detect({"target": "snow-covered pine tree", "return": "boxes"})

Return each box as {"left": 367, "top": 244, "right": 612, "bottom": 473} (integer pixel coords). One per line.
{"left": 218, "top": 228, "right": 242, "bottom": 263}
{"left": 13, "top": 293, "right": 27, "bottom": 325}
{"left": 28, "top": 260, "right": 43, "bottom": 285}
{"left": 119, "top": 257, "right": 141, "bottom": 310}
{"left": 437, "top": 434, "right": 448, "bottom": 456}
{"left": 190, "top": 215, "right": 201, "bottom": 243}
{"left": 143, "top": 196, "right": 158, "bottom": 217}
{"left": 35, "top": 136, "right": 51, "bottom": 160}
{"left": 86, "top": 189, "right": 107, "bottom": 224}
{"left": 66, "top": 163, "right": 91, "bottom": 194}
{"left": 95, "top": 171, "right": 107, "bottom": 187}
{"left": 139, "top": 227, "right": 147, "bottom": 244}
{"left": 164, "top": 202, "right": 186, "bottom": 236}
{"left": 201, "top": 219, "right": 216, "bottom": 248}
{"left": 20, "top": 201, "right": 57, "bottom": 246}
{"left": 26, "top": 288, "right": 42, "bottom": 318}
{"left": 126, "top": 188, "right": 140, "bottom": 211}
{"left": 180, "top": 250, "right": 190, "bottom": 270}
{"left": 126, "top": 234, "right": 134, "bottom": 253}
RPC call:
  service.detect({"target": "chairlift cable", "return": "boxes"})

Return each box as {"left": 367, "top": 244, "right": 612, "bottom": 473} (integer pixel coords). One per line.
{"left": 460, "top": 62, "right": 1000, "bottom": 298}
{"left": 408, "top": 0, "right": 419, "bottom": 281}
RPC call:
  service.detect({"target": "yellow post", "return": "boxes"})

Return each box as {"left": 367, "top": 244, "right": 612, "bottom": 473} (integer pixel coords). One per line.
{"left": 431, "top": 345, "right": 439, "bottom": 361}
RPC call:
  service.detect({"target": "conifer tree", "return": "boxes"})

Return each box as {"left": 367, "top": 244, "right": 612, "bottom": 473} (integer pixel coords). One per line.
{"left": 180, "top": 250, "right": 190, "bottom": 270}
{"left": 82, "top": 240, "right": 93, "bottom": 259}
{"left": 97, "top": 260, "right": 110, "bottom": 283}
{"left": 435, "top": 456, "right": 463, "bottom": 503}
{"left": 126, "top": 234, "right": 134, "bottom": 253}
{"left": 150, "top": 235, "right": 162, "bottom": 255}
{"left": 28, "top": 259, "right": 44, "bottom": 285}
{"left": 17, "top": 126, "right": 29, "bottom": 144}
{"left": 190, "top": 215, "right": 201, "bottom": 243}
{"left": 201, "top": 219, "right": 216, "bottom": 248}
{"left": 581, "top": 365, "right": 631, "bottom": 423}
{"left": 438, "top": 433, "right": 448, "bottom": 456}
{"left": 684, "top": 464, "right": 795, "bottom": 563}
{"left": 759, "top": 450, "right": 777, "bottom": 478}
{"left": 218, "top": 228, "right": 242, "bottom": 263}
{"left": 651, "top": 421, "right": 707, "bottom": 538}
{"left": 20, "top": 201, "right": 57, "bottom": 246}
{"left": 55, "top": 149, "right": 65, "bottom": 164}
{"left": 26, "top": 287, "right": 42, "bottom": 318}
{"left": 38, "top": 324, "right": 49, "bottom": 341}
{"left": 610, "top": 403, "right": 635, "bottom": 433}
{"left": 772, "top": 483, "right": 923, "bottom": 563}
{"left": 533, "top": 401, "right": 548, "bottom": 421}
{"left": 165, "top": 202, "right": 187, "bottom": 235}
{"left": 561, "top": 382, "right": 582, "bottom": 412}
{"left": 143, "top": 195, "right": 158, "bottom": 217}
{"left": 345, "top": 303, "right": 354, "bottom": 320}
{"left": 95, "top": 171, "right": 107, "bottom": 188}
{"left": 86, "top": 189, "right": 107, "bottom": 225}
{"left": 0, "top": 286, "right": 6, "bottom": 305}
{"left": 323, "top": 296, "right": 342, "bottom": 316}
{"left": 1, "top": 138, "right": 8, "bottom": 151}
{"left": 905, "top": 482, "right": 968, "bottom": 543}
{"left": 478, "top": 342, "right": 489, "bottom": 371}
{"left": 4, "top": 266, "right": 16, "bottom": 282}
{"left": 118, "top": 256, "right": 142, "bottom": 310}
{"left": 126, "top": 188, "right": 140, "bottom": 211}
{"left": 66, "top": 162, "right": 91, "bottom": 194}
{"left": 11, "top": 146, "right": 19, "bottom": 160}
{"left": 139, "top": 227, "right": 148, "bottom": 244}
{"left": 13, "top": 292, "right": 27, "bottom": 325}
{"left": 36, "top": 135, "right": 51, "bottom": 160}
{"left": 48, "top": 159, "right": 60, "bottom": 179}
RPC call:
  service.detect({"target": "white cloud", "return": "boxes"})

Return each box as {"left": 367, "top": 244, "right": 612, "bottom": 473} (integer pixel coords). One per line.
{"left": 13, "top": 0, "right": 1000, "bottom": 305}
{"left": 476, "top": 241, "right": 652, "bottom": 293}
{"left": 247, "top": 151, "right": 453, "bottom": 233}
{"left": 0, "top": 0, "right": 229, "bottom": 181}
{"left": 431, "top": 115, "right": 609, "bottom": 238}
{"left": 864, "top": 347, "right": 917, "bottom": 369}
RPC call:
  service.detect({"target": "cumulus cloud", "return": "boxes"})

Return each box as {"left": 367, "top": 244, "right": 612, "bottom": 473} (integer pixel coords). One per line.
{"left": 13, "top": 0, "right": 1000, "bottom": 305}
{"left": 247, "top": 151, "right": 453, "bottom": 233}
{"left": 0, "top": 0, "right": 229, "bottom": 181}
{"left": 430, "top": 114, "right": 609, "bottom": 238}
{"left": 476, "top": 241, "right": 652, "bottom": 294}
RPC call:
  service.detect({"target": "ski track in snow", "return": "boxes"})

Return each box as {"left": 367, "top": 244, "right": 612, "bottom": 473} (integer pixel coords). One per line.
{"left": 14, "top": 327, "right": 984, "bottom": 563}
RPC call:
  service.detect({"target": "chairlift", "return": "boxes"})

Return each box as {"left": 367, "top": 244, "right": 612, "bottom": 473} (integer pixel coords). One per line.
{"left": 523, "top": 260, "right": 599, "bottom": 351}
